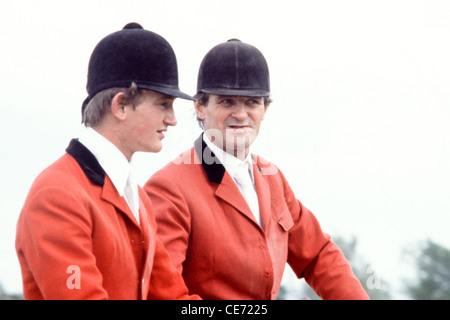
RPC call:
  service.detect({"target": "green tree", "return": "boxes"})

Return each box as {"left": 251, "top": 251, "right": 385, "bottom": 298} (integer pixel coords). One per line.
{"left": 300, "top": 236, "right": 391, "bottom": 300}
{"left": 405, "top": 239, "right": 450, "bottom": 300}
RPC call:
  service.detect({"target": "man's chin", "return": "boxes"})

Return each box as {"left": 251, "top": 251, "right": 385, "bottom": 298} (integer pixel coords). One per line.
{"left": 145, "top": 142, "right": 163, "bottom": 154}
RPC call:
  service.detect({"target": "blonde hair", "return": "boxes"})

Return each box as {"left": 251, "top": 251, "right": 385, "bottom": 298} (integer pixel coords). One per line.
{"left": 82, "top": 82, "right": 144, "bottom": 127}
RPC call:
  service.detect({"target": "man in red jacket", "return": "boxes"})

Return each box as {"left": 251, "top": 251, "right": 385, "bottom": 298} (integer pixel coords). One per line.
{"left": 15, "top": 23, "right": 200, "bottom": 300}
{"left": 144, "top": 39, "right": 369, "bottom": 300}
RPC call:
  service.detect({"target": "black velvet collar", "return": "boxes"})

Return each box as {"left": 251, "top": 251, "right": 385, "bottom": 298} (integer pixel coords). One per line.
{"left": 65, "top": 139, "right": 106, "bottom": 187}
{"left": 194, "top": 133, "right": 226, "bottom": 184}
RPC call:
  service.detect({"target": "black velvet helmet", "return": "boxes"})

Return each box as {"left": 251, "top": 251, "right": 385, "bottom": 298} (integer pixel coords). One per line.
{"left": 82, "top": 22, "right": 194, "bottom": 114}
{"left": 197, "top": 39, "right": 270, "bottom": 97}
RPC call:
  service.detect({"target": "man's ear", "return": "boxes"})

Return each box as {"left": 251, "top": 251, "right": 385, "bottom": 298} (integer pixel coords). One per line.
{"left": 110, "top": 92, "right": 128, "bottom": 121}
{"left": 194, "top": 100, "right": 206, "bottom": 120}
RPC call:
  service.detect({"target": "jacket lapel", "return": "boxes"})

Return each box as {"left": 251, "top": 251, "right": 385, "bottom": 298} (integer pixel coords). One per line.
{"left": 194, "top": 134, "right": 262, "bottom": 228}
{"left": 66, "top": 138, "right": 150, "bottom": 299}
{"left": 100, "top": 177, "right": 140, "bottom": 227}
{"left": 66, "top": 138, "right": 140, "bottom": 228}
{"left": 215, "top": 172, "right": 259, "bottom": 225}
{"left": 137, "top": 193, "right": 153, "bottom": 300}
{"left": 252, "top": 160, "right": 271, "bottom": 230}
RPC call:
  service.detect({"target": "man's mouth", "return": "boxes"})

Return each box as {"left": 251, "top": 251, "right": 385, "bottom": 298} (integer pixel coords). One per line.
{"left": 157, "top": 128, "right": 167, "bottom": 137}
{"left": 226, "top": 125, "right": 250, "bottom": 136}
{"left": 228, "top": 125, "right": 249, "bottom": 129}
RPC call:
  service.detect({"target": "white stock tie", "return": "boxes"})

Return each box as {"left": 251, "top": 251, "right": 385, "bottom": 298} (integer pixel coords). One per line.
{"left": 234, "top": 162, "right": 261, "bottom": 226}
{"left": 124, "top": 172, "right": 140, "bottom": 225}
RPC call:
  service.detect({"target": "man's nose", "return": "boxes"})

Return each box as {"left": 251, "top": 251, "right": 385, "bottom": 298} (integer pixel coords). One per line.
{"left": 165, "top": 107, "right": 177, "bottom": 126}
{"left": 232, "top": 103, "right": 248, "bottom": 120}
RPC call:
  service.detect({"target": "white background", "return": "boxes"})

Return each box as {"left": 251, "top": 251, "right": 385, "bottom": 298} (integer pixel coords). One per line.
{"left": 1, "top": 0, "right": 450, "bottom": 299}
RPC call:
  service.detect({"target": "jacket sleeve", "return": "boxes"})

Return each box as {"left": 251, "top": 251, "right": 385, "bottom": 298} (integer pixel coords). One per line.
{"left": 16, "top": 186, "right": 108, "bottom": 300}
{"left": 147, "top": 237, "right": 201, "bottom": 300}
{"left": 280, "top": 173, "right": 370, "bottom": 300}
{"left": 144, "top": 173, "right": 191, "bottom": 273}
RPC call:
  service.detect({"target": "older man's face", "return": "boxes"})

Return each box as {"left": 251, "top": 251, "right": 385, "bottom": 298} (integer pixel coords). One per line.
{"left": 195, "top": 94, "right": 268, "bottom": 160}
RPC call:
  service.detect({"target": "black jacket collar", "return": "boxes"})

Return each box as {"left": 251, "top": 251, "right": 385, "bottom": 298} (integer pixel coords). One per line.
{"left": 194, "top": 133, "right": 226, "bottom": 184}
{"left": 68, "top": 134, "right": 228, "bottom": 186}
{"left": 66, "top": 139, "right": 106, "bottom": 187}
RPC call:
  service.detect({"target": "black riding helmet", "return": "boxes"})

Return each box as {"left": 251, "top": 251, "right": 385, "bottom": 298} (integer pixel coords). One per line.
{"left": 197, "top": 39, "right": 270, "bottom": 97}
{"left": 82, "top": 22, "right": 194, "bottom": 116}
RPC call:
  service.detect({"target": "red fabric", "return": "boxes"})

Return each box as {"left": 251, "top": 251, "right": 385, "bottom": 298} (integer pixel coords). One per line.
{"left": 16, "top": 153, "right": 199, "bottom": 300}
{"left": 145, "top": 147, "right": 369, "bottom": 300}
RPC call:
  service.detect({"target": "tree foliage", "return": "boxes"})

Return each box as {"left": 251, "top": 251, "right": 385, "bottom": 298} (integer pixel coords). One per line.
{"left": 278, "top": 235, "right": 392, "bottom": 300}
{"left": 300, "top": 236, "right": 391, "bottom": 300}
{"left": 405, "top": 239, "right": 450, "bottom": 300}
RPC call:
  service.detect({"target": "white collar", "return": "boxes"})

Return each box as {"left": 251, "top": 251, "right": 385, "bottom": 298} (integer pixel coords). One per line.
{"left": 79, "top": 127, "right": 133, "bottom": 196}
{"left": 203, "top": 134, "right": 254, "bottom": 182}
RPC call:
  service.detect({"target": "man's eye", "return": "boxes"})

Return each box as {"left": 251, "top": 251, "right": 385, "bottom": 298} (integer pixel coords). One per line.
{"left": 246, "top": 99, "right": 260, "bottom": 106}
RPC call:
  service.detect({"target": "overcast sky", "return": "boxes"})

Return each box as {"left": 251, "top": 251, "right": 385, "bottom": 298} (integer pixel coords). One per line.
{"left": 1, "top": 0, "right": 450, "bottom": 298}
